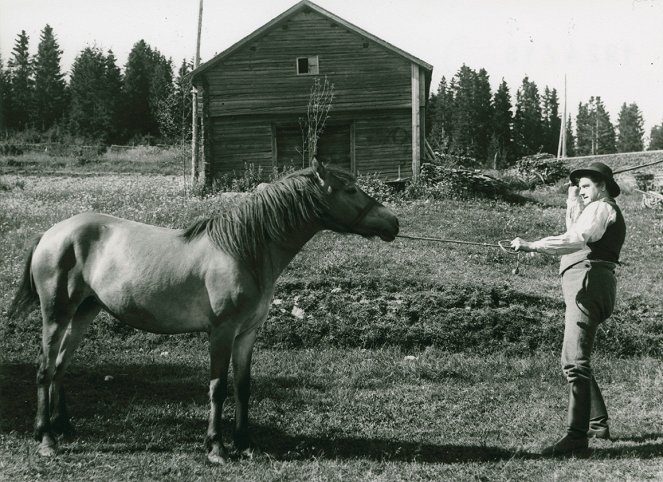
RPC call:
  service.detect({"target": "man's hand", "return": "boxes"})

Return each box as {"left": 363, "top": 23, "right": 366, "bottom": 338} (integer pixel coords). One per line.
{"left": 567, "top": 184, "right": 580, "bottom": 200}
{"left": 510, "top": 237, "right": 535, "bottom": 253}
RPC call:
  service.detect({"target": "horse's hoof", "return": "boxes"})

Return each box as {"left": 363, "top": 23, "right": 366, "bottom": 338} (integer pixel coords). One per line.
{"left": 206, "top": 441, "right": 229, "bottom": 464}
{"left": 207, "top": 451, "right": 228, "bottom": 464}
{"left": 239, "top": 446, "right": 260, "bottom": 459}
{"left": 38, "top": 443, "right": 57, "bottom": 457}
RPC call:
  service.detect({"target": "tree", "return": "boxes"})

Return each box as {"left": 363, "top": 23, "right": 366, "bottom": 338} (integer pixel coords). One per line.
{"left": 565, "top": 115, "right": 576, "bottom": 157}
{"left": 492, "top": 79, "right": 513, "bottom": 166}
{"left": 445, "top": 65, "right": 494, "bottom": 163}
{"left": 68, "top": 47, "right": 122, "bottom": 143}
{"left": 616, "top": 102, "right": 644, "bottom": 152}
{"left": 121, "top": 40, "right": 174, "bottom": 142}
{"left": 593, "top": 97, "right": 616, "bottom": 154}
{"left": 155, "top": 58, "right": 193, "bottom": 143}
{"left": 0, "top": 54, "right": 9, "bottom": 133}
{"left": 575, "top": 97, "right": 616, "bottom": 155}
{"left": 33, "top": 24, "right": 67, "bottom": 131}
{"left": 427, "top": 76, "right": 454, "bottom": 152}
{"left": 473, "top": 68, "right": 493, "bottom": 163}
{"left": 513, "top": 76, "right": 543, "bottom": 158}
{"left": 6, "top": 30, "right": 34, "bottom": 130}
{"left": 649, "top": 122, "right": 663, "bottom": 150}
{"left": 575, "top": 102, "right": 592, "bottom": 155}
{"left": 541, "top": 87, "right": 561, "bottom": 155}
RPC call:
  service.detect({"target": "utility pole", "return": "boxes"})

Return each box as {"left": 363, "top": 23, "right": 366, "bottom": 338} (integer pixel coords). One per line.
{"left": 557, "top": 74, "right": 567, "bottom": 159}
{"left": 191, "top": 0, "right": 203, "bottom": 180}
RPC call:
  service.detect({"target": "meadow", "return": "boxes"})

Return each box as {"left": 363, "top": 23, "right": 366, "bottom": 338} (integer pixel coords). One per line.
{"left": 1, "top": 150, "right": 662, "bottom": 480}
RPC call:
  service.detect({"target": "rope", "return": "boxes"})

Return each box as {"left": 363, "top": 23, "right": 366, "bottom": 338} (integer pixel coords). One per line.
{"left": 396, "top": 233, "right": 522, "bottom": 274}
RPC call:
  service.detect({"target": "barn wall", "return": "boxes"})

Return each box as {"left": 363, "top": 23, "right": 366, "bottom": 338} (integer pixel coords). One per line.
{"left": 209, "top": 110, "right": 412, "bottom": 180}
{"left": 202, "top": 9, "right": 413, "bottom": 117}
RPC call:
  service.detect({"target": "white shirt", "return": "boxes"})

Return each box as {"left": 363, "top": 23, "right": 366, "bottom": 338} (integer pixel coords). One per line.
{"left": 530, "top": 198, "right": 617, "bottom": 256}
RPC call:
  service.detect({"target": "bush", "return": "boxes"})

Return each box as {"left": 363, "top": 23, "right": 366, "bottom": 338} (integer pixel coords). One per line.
{"left": 417, "top": 163, "right": 520, "bottom": 202}
{"left": 515, "top": 154, "right": 568, "bottom": 187}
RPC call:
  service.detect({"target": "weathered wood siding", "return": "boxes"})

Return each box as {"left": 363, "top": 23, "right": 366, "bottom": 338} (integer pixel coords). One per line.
{"left": 209, "top": 110, "right": 411, "bottom": 179}
{"left": 195, "top": 4, "right": 430, "bottom": 180}
{"left": 202, "top": 9, "right": 413, "bottom": 116}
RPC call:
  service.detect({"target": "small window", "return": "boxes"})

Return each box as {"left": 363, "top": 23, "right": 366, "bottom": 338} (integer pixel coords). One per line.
{"left": 296, "top": 56, "right": 319, "bottom": 75}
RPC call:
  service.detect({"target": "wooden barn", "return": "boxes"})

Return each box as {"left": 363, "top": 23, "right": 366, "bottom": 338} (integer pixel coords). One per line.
{"left": 190, "top": 0, "right": 433, "bottom": 182}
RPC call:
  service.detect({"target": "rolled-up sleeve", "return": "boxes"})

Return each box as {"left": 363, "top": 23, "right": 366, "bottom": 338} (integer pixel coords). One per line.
{"left": 530, "top": 200, "right": 617, "bottom": 255}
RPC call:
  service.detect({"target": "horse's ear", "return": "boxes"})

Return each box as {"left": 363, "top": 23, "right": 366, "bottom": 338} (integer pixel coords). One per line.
{"left": 311, "top": 158, "right": 327, "bottom": 185}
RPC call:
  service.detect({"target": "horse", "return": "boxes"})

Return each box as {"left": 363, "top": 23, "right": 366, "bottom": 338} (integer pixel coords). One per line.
{"left": 7, "top": 159, "right": 399, "bottom": 463}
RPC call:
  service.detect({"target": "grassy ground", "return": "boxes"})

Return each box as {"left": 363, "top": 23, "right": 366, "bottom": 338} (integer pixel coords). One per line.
{"left": 1, "top": 348, "right": 662, "bottom": 480}
{"left": 1, "top": 158, "right": 663, "bottom": 479}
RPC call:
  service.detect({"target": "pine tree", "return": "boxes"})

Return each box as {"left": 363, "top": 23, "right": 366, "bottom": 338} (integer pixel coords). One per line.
{"left": 616, "top": 102, "right": 644, "bottom": 152}
{"left": 648, "top": 122, "right": 663, "bottom": 150}
{"left": 427, "top": 76, "right": 454, "bottom": 152}
{"left": 565, "top": 115, "right": 576, "bottom": 157}
{"left": 104, "top": 50, "right": 123, "bottom": 142}
{"left": 492, "top": 79, "right": 513, "bottom": 166}
{"left": 513, "top": 76, "right": 543, "bottom": 158}
{"left": 33, "top": 24, "right": 67, "bottom": 131}
{"left": 122, "top": 40, "right": 174, "bottom": 142}
{"left": 541, "top": 87, "right": 561, "bottom": 155}
{"left": 7, "top": 30, "right": 34, "bottom": 130}
{"left": 593, "top": 97, "right": 616, "bottom": 154}
{"left": 473, "top": 68, "right": 493, "bottom": 163}
{"left": 69, "top": 47, "right": 122, "bottom": 143}
{"left": 450, "top": 65, "right": 476, "bottom": 158}
{"left": 0, "top": 54, "right": 9, "bottom": 133}
{"left": 575, "top": 102, "right": 592, "bottom": 155}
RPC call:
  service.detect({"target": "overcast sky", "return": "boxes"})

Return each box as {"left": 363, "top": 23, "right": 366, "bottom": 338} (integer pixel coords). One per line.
{"left": 2, "top": 0, "right": 662, "bottom": 139}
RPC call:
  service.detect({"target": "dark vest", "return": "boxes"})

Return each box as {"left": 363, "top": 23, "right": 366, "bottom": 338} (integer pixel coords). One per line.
{"left": 559, "top": 198, "right": 626, "bottom": 274}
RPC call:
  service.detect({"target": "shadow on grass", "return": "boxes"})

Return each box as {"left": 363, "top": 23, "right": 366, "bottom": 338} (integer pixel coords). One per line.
{"left": 0, "top": 361, "right": 525, "bottom": 464}
{"left": 4, "top": 361, "right": 662, "bottom": 463}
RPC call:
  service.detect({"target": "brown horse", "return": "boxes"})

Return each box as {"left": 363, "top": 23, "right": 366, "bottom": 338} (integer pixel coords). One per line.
{"left": 8, "top": 159, "right": 399, "bottom": 463}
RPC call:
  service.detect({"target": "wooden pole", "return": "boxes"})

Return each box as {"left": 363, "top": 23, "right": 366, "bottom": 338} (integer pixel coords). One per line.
{"left": 557, "top": 74, "right": 567, "bottom": 159}
{"left": 191, "top": 0, "right": 203, "bottom": 180}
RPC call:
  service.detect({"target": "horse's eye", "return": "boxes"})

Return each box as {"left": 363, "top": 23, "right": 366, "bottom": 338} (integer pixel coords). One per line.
{"left": 345, "top": 186, "right": 358, "bottom": 194}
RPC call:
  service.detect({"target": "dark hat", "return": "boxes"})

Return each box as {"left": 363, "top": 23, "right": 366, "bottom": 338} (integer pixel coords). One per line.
{"left": 570, "top": 162, "right": 620, "bottom": 197}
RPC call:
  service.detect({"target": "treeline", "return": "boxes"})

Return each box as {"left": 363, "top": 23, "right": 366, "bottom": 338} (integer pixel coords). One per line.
{"left": 427, "top": 65, "right": 663, "bottom": 166}
{"left": 0, "top": 25, "right": 192, "bottom": 145}
{"left": 1, "top": 25, "right": 663, "bottom": 156}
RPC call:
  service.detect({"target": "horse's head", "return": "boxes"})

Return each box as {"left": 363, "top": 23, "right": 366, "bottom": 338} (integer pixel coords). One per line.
{"left": 312, "top": 159, "right": 399, "bottom": 241}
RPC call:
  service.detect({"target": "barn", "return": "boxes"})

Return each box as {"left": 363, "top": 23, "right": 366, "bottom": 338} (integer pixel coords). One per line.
{"left": 190, "top": 0, "right": 433, "bottom": 183}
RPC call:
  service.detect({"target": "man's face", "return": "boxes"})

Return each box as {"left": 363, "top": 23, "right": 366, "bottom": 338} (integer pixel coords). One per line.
{"left": 578, "top": 176, "right": 603, "bottom": 205}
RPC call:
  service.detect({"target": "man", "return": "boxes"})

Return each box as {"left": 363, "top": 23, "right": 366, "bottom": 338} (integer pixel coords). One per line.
{"left": 511, "top": 162, "right": 625, "bottom": 456}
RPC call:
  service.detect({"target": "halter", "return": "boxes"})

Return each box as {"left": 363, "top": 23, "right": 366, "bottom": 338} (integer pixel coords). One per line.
{"left": 320, "top": 196, "right": 381, "bottom": 233}
{"left": 348, "top": 197, "right": 381, "bottom": 230}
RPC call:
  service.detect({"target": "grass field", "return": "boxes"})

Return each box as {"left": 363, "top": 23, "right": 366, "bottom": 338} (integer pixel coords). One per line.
{"left": 1, "top": 151, "right": 662, "bottom": 480}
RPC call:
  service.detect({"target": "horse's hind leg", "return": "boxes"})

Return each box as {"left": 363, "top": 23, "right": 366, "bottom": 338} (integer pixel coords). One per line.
{"left": 35, "top": 301, "right": 73, "bottom": 457}
{"left": 50, "top": 299, "right": 100, "bottom": 437}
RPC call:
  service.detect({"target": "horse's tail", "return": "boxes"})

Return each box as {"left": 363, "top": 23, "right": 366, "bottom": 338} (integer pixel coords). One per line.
{"left": 7, "top": 234, "right": 43, "bottom": 320}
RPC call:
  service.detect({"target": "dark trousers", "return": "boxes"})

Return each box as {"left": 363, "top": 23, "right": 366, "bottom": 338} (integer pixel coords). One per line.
{"left": 560, "top": 260, "right": 616, "bottom": 436}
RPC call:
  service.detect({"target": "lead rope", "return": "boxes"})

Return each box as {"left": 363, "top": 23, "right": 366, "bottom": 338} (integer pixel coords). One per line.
{"left": 396, "top": 234, "right": 522, "bottom": 275}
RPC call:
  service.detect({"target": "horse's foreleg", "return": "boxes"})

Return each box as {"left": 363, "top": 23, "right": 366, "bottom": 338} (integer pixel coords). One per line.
{"left": 231, "top": 328, "right": 258, "bottom": 456}
{"left": 50, "top": 300, "right": 100, "bottom": 436}
{"left": 206, "top": 326, "right": 233, "bottom": 464}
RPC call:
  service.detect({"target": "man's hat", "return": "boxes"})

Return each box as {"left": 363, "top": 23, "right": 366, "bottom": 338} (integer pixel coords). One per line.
{"left": 570, "top": 162, "right": 620, "bottom": 198}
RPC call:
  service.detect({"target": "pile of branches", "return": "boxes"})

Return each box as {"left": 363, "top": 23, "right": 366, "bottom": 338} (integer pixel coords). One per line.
{"left": 515, "top": 153, "right": 568, "bottom": 186}
{"left": 420, "top": 161, "right": 517, "bottom": 201}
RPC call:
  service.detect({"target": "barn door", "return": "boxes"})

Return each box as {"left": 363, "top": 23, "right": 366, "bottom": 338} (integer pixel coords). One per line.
{"left": 275, "top": 123, "right": 352, "bottom": 172}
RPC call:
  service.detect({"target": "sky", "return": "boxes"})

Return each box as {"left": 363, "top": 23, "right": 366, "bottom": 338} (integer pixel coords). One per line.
{"left": 2, "top": 0, "right": 663, "bottom": 140}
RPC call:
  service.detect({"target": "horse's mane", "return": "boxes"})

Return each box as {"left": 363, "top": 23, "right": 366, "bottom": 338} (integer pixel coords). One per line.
{"left": 182, "top": 165, "right": 355, "bottom": 281}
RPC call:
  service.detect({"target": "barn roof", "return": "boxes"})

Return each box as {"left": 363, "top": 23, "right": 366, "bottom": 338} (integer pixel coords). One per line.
{"left": 190, "top": 0, "right": 434, "bottom": 80}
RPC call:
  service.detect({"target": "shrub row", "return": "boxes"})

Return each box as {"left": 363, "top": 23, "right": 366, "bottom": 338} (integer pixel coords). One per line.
{"left": 3, "top": 277, "right": 659, "bottom": 358}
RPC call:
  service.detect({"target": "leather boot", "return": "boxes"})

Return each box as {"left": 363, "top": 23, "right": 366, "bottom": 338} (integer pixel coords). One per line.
{"left": 588, "top": 376, "right": 611, "bottom": 440}
{"left": 541, "top": 380, "right": 590, "bottom": 456}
